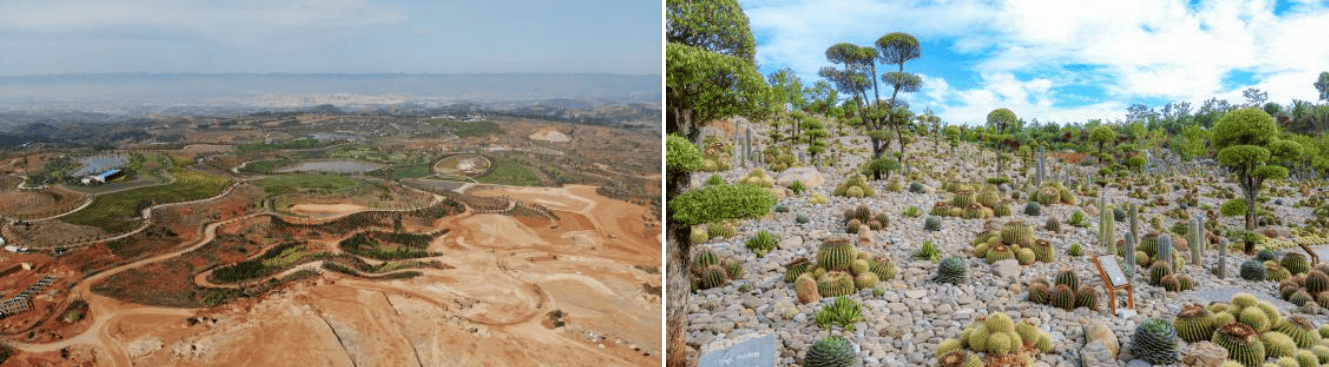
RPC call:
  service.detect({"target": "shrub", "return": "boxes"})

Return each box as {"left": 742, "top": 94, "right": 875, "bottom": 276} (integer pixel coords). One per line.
{"left": 903, "top": 206, "right": 922, "bottom": 218}
{"left": 814, "top": 296, "right": 863, "bottom": 331}
{"left": 788, "top": 180, "right": 807, "bottom": 195}
{"left": 924, "top": 216, "right": 942, "bottom": 231}
{"left": 706, "top": 174, "right": 723, "bottom": 186}
{"left": 746, "top": 231, "right": 778, "bottom": 257}
{"left": 913, "top": 241, "right": 940, "bottom": 261}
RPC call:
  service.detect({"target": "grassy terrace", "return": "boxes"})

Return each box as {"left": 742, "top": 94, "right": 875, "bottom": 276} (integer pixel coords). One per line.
{"left": 475, "top": 158, "right": 542, "bottom": 186}
{"left": 62, "top": 168, "right": 231, "bottom": 233}
{"left": 253, "top": 173, "right": 361, "bottom": 197}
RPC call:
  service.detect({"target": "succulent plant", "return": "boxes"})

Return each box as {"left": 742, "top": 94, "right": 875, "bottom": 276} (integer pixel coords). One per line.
{"left": 854, "top": 272, "right": 879, "bottom": 290}
{"left": 1274, "top": 317, "right": 1321, "bottom": 349}
{"left": 1239, "top": 306, "right": 1272, "bottom": 333}
{"left": 1150, "top": 261, "right": 1173, "bottom": 286}
{"left": 1289, "top": 290, "right": 1313, "bottom": 307}
{"left": 1241, "top": 260, "right": 1267, "bottom": 281}
{"left": 935, "top": 350, "right": 982, "bottom": 367}
{"left": 746, "top": 230, "right": 778, "bottom": 257}
{"left": 816, "top": 238, "right": 857, "bottom": 271}
{"left": 1262, "top": 331, "right": 1297, "bottom": 359}
{"left": 1305, "top": 270, "right": 1329, "bottom": 293}
{"left": 1024, "top": 202, "right": 1041, "bottom": 216}
{"left": 924, "top": 216, "right": 942, "bottom": 231}
{"left": 816, "top": 271, "right": 855, "bottom": 298}
{"left": 1267, "top": 263, "right": 1292, "bottom": 282}
{"left": 1000, "top": 221, "right": 1034, "bottom": 247}
{"left": 784, "top": 258, "right": 811, "bottom": 283}
{"left": 1054, "top": 269, "right": 1080, "bottom": 290}
{"left": 1031, "top": 239, "right": 1055, "bottom": 263}
{"left": 796, "top": 214, "right": 810, "bottom": 224}
{"left": 1257, "top": 249, "right": 1281, "bottom": 262}
{"left": 1133, "top": 318, "right": 1180, "bottom": 364}
{"left": 1075, "top": 285, "right": 1099, "bottom": 310}
{"left": 985, "top": 244, "right": 1015, "bottom": 264}
{"left": 935, "top": 256, "right": 967, "bottom": 284}
{"left": 698, "top": 265, "right": 728, "bottom": 290}
{"left": 1050, "top": 284, "right": 1076, "bottom": 311}
{"left": 804, "top": 336, "right": 858, "bottom": 367}
{"left": 1212, "top": 321, "right": 1266, "bottom": 367}
{"left": 723, "top": 259, "right": 743, "bottom": 279}
{"left": 795, "top": 274, "right": 820, "bottom": 304}
{"left": 869, "top": 256, "right": 897, "bottom": 281}
{"left": 1027, "top": 281, "right": 1050, "bottom": 304}
{"left": 1174, "top": 304, "right": 1216, "bottom": 343}
{"left": 1282, "top": 253, "right": 1310, "bottom": 275}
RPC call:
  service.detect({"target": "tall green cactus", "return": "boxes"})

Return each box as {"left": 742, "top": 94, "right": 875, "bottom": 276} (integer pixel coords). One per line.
{"left": 1099, "top": 192, "right": 1114, "bottom": 253}
{"left": 1190, "top": 216, "right": 1203, "bottom": 265}
{"left": 1124, "top": 233, "right": 1136, "bottom": 277}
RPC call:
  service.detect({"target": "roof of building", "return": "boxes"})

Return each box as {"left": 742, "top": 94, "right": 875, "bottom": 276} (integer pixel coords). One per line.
{"left": 94, "top": 169, "right": 123, "bottom": 179}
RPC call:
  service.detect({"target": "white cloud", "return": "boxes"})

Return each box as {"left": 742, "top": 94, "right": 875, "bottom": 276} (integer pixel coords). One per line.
{"left": 744, "top": 0, "right": 1329, "bottom": 125}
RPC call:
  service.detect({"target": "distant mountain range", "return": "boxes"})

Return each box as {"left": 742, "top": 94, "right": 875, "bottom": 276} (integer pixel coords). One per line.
{"left": 0, "top": 73, "right": 661, "bottom": 128}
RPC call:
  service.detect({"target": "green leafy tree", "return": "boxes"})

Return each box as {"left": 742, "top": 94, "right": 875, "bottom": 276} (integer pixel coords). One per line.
{"left": 820, "top": 43, "right": 884, "bottom": 157}
{"left": 1211, "top": 108, "right": 1300, "bottom": 253}
{"left": 1089, "top": 125, "right": 1115, "bottom": 157}
{"left": 665, "top": 0, "right": 766, "bottom": 146}
{"left": 1315, "top": 71, "right": 1329, "bottom": 102}
{"left": 943, "top": 125, "right": 961, "bottom": 154}
{"left": 666, "top": 0, "right": 754, "bottom": 63}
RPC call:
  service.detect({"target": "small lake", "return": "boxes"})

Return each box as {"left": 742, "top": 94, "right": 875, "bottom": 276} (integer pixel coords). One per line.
{"left": 311, "top": 132, "right": 359, "bottom": 141}
{"left": 73, "top": 155, "right": 126, "bottom": 176}
{"left": 276, "top": 160, "right": 384, "bottom": 173}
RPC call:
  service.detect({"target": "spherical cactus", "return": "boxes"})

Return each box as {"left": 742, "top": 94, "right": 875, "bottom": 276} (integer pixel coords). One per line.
{"left": 986, "top": 331, "right": 1012, "bottom": 355}
{"left": 931, "top": 201, "right": 952, "bottom": 216}
{"left": 1015, "top": 321, "right": 1039, "bottom": 344}
{"left": 1178, "top": 274, "right": 1195, "bottom": 291}
{"left": 1232, "top": 293, "right": 1260, "bottom": 309}
{"left": 869, "top": 256, "right": 897, "bottom": 281}
{"left": 785, "top": 258, "right": 812, "bottom": 283}
{"left": 935, "top": 338, "right": 964, "bottom": 357}
{"left": 1241, "top": 260, "right": 1267, "bottom": 281}
{"left": 977, "top": 189, "right": 1001, "bottom": 208}
{"left": 1055, "top": 269, "right": 1080, "bottom": 290}
{"left": 973, "top": 243, "right": 990, "bottom": 258}
{"left": 1075, "top": 285, "right": 1099, "bottom": 310}
{"left": 936, "top": 350, "right": 983, "bottom": 367}
{"left": 699, "top": 265, "right": 728, "bottom": 290}
{"left": 953, "top": 189, "right": 975, "bottom": 207}
{"left": 1212, "top": 321, "right": 1266, "bottom": 367}
{"left": 1274, "top": 317, "right": 1321, "bottom": 349}
{"left": 1016, "top": 248, "right": 1036, "bottom": 265}
{"left": 1261, "top": 331, "right": 1297, "bottom": 359}
{"left": 1000, "top": 221, "right": 1034, "bottom": 247}
{"left": 845, "top": 185, "right": 865, "bottom": 198}
{"left": 1294, "top": 350, "right": 1317, "bottom": 367}
{"left": 1140, "top": 232, "right": 1160, "bottom": 257}
{"left": 724, "top": 260, "right": 743, "bottom": 279}
{"left": 967, "top": 324, "right": 989, "bottom": 352}
{"left": 1037, "top": 188, "right": 1059, "bottom": 205}
{"left": 804, "top": 336, "right": 857, "bottom": 367}
{"left": 796, "top": 214, "right": 810, "bottom": 224}
{"left": 1240, "top": 306, "right": 1272, "bottom": 333}
{"left": 1257, "top": 249, "right": 1281, "bottom": 262}
{"left": 1282, "top": 253, "right": 1310, "bottom": 275}
{"left": 1034, "top": 332, "right": 1053, "bottom": 352}
{"left": 925, "top": 216, "right": 942, "bottom": 231}
{"left": 936, "top": 256, "right": 967, "bottom": 284}
{"left": 1305, "top": 270, "right": 1329, "bottom": 293}
{"left": 985, "top": 312, "right": 1014, "bottom": 333}
{"left": 963, "top": 203, "right": 985, "bottom": 219}
{"left": 694, "top": 250, "right": 720, "bottom": 269}
{"left": 1024, "top": 202, "right": 1041, "bottom": 216}
{"left": 1256, "top": 302, "right": 1282, "bottom": 327}
{"left": 816, "top": 238, "right": 857, "bottom": 271}
{"left": 816, "top": 271, "right": 855, "bottom": 298}
{"left": 985, "top": 244, "right": 1015, "bottom": 264}
{"left": 1027, "top": 281, "right": 1050, "bottom": 305}
{"left": 850, "top": 259, "right": 870, "bottom": 275}
{"left": 992, "top": 204, "right": 1012, "bottom": 217}
{"left": 1134, "top": 251, "right": 1150, "bottom": 267}
{"left": 1267, "top": 264, "right": 1291, "bottom": 282}
{"left": 795, "top": 274, "right": 820, "bottom": 304}
{"left": 1133, "top": 318, "right": 1180, "bottom": 365}
{"left": 1175, "top": 304, "right": 1217, "bottom": 343}
{"left": 1210, "top": 302, "right": 1232, "bottom": 314}
{"left": 1160, "top": 274, "right": 1181, "bottom": 292}
{"left": 1215, "top": 312, "right": 1237, "bottom": 327}
{"left": 1311, "top": 345, "right": 1329, "bottom": 364}
{"left": 854, "top": 271, "right": 879, "bottom": 290}
{"left": 1030, "top": 239, "right": 1055, "bottom": 263}
{"left": 1289, "top": 290, "right": 1312, "bottom": 307}
{"left": 1050, "top": 284, "right": 1076, "bottom": 311}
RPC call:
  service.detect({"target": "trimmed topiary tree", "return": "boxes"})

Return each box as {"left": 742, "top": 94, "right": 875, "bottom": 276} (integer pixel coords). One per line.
{"left": 1211, "top": 107, "right": 1303, "bottom": 254}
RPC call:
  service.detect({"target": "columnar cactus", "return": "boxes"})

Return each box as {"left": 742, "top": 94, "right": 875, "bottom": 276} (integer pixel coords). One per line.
{"left": 1190, "top": 216, "right": 1204, "bottom": 265}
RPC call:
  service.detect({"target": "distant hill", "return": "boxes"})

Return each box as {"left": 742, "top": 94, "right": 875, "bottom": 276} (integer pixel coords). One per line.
{"left": 0, "top": 73, "right": 660, "bottom": 105}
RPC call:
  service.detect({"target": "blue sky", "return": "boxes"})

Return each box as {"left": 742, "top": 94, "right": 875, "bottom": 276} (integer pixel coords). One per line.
{"left": 741, "top": 0, "right": 1329, "bottom": 125}
{"left": 0, "top": 0, "right": 661, "bottom": 76}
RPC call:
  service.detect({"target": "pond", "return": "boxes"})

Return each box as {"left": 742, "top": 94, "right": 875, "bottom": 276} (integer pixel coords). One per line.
{"left": 276, "top": 160, "right": 384, "bottom": 173}
{"left": 72, "top": 155, "right": 126, "bottom": 176}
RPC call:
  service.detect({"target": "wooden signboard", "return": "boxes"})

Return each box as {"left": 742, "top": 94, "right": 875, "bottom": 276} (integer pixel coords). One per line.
{"left": 1299, "top": 243, "right": 1329, "bottom": 265}
{"left": 1092, "top": 255, "right": 1134, "bottom": 315}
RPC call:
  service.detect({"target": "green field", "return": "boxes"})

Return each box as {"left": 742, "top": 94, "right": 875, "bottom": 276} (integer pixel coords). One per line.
{"left": 239, "top": 159, "right": 291, "bottom": 174}
{"left": 253, "top": 173, "right": 361, "bottom": 197}
{"left": 427, "top": 119, "right": 505, "bottom": 137}
{"left": 236, "top": 138, "right": 336, "bottom": 155}
{"left": 475, "top": 158, "right": 542, "bottom": 186}
{"left": 63, "top": 168, "right": 232, "bottom": 233}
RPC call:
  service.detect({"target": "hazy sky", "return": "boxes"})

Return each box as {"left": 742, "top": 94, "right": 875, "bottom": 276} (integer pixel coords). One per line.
{"left": 0, "top": 0, "right": 661, "bottom": 76}
{"left": 742, "top": 0, "right": 1329, "bottom": 125}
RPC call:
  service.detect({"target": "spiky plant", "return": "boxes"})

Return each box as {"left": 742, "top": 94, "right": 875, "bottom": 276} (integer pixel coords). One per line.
{"left": 794, "top": 274, "right": 820, "bottom": 304}
{"left": 816, "top": 271, "right": 855, "bottom": 298}
{"left": 1262, "top": 331, "right": 1297, "bottom": 359}
{"left": 913, "top": 241, "right": 941, "bottom": 262}
{"left": 1160, "top": 274, "right": 1181, "bottom": 292}
{"left": 816, "top": 238, "right": 857, "bottom": 271}
{"left": 1054, "top": 269, "right": 1080, "bottom": 290}
{"left": 1212, "top": 321, "right": 1266, "bottom": 367}
{"left": 869, "top": 256, "right": 897, "bottom": 281}
{"left": 985, "top": 244, "right": 1015, "bottom": 264}
{"left": 1133, "top": 318, "right": 1180, "bottom": 364}
{"left": 698, "top": 265, "right": 728, "bottom": 290}
{"left": 1305, "top": 270, "right": 1329, "bottom": 293}
{"left": 1290, "top": 290, "right": 1313, "bottom": 307}
{"left": 693, "top": 250, "right": 720, "bottom": 269}
{"left": 1027, "top": 281, "right": 1050, "bottom": 305}
{"left": 1267, "top": 263, "right": 1292, "bottom": 282}
{"left": 1016, "top": 248, "right": 1036, "bottom": 265}
{"left": 1024, "top": 202, "right": 1041, "bottom": 216}
{"left": 936, "top": 350, "right": 982, "bottom": 367}
{"left": 935, "top": 256, "right": 967, "bottom": 284}
{"left": 804, "top": 336, "right": 858, "bottom": 367}
{"left": 723, "top": 259, "right": 743, "bottom": 279}
{"left": 1000, "top": 221, "right": 1034, "bottom": 247}
{"left": 1075, "top": 285, "right": 1099, "bottom": 310}
{"left": 1257, "top": 249, "right": 1280, "bottom": 262}
{"left": 1239, "top": 306, "right": 1271, "bottom": 333}
{"left": 1241, "top": 260, "right": 1267, "bottom": 281}
{"left": 785, "top": 258, "right": 812, "bottom": 283}
{"left": 1031, "top": 239, "right": 1055, "bottom": 263}
{"left": 1174, "top": 304, "right": 1216, "bottom": 343}
{"left": 1149, "top": 261, "right": 1173, "bottom": 286}
{"left": 1274, "top": 317, "right": 1321, "bottom": 349}
{"left": 1050, "top": 284, "right": 1076, "bottom": 311}
{"left": 854, "top": 272, "right": 879, "bottom": 290}
{"left": 924, "top": 216, "right": 942, "bottom": 231}
{"left": 1282, "top": 253, "right": 1310, "bottom": 275}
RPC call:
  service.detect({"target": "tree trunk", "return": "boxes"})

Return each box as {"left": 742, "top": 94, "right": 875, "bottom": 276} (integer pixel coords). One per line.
{"left": 1243, "top": 173, "right": 1258, "bottom": 254}
{"left": 665, "top": 225, "right": 692, "bottom": 367}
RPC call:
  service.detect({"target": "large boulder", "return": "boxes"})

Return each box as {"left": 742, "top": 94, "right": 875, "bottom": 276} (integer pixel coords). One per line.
{"left": 775, "top": 167, "right": 824, "bottom": 187}
{"left": 1180, "top": 341, "right": 1227, "bottom": 367}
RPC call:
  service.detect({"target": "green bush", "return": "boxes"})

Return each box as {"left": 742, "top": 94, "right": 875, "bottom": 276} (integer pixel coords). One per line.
{"left": 669, "top": 184, "right": 777, "bottom": 226}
